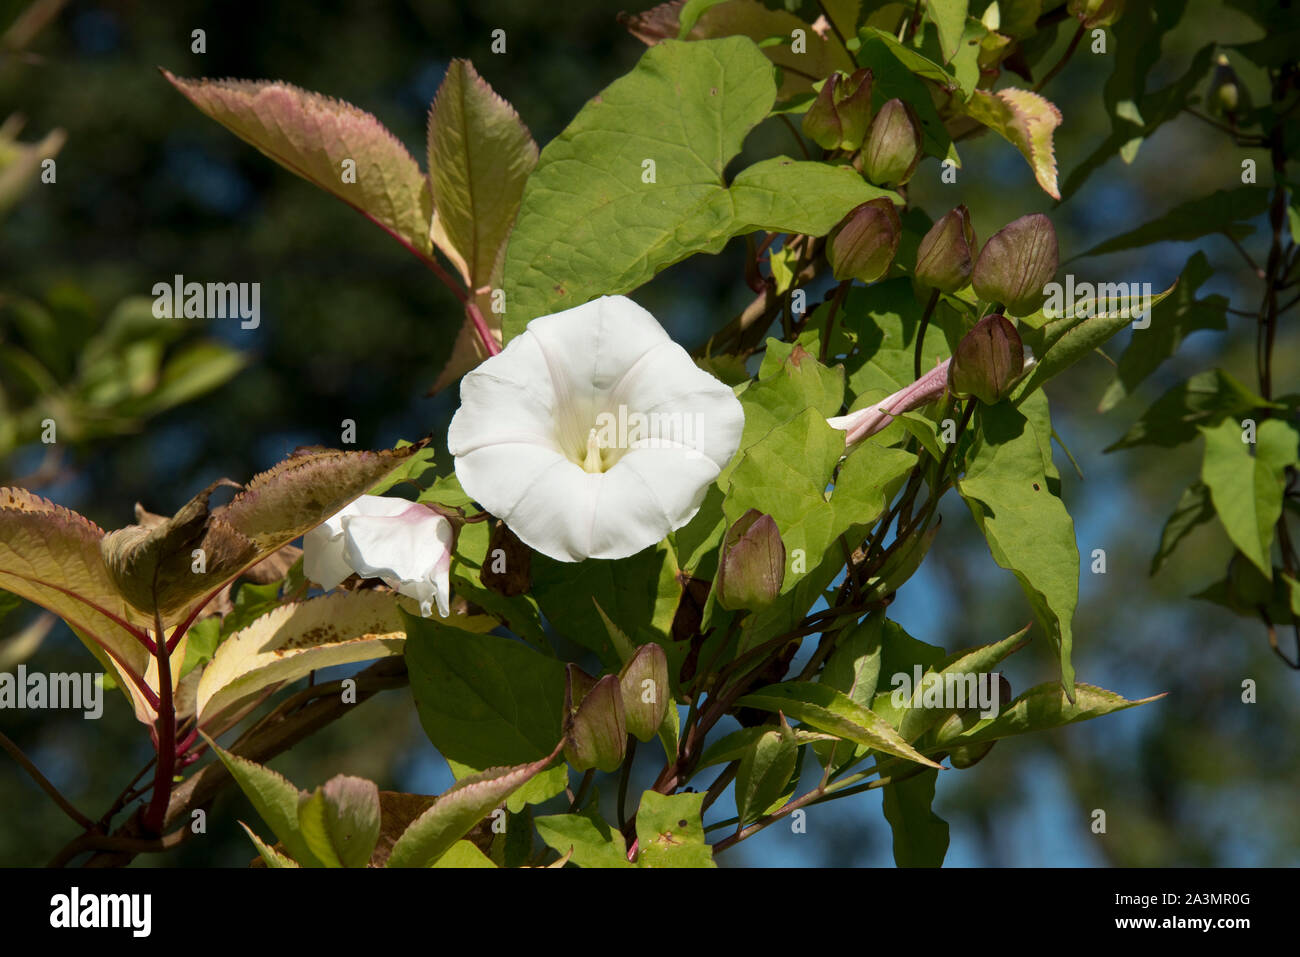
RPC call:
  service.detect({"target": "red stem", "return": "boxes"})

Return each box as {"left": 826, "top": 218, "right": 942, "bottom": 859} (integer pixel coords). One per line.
{"left": 144, "top": 610, "right": 175, "bottom": 835}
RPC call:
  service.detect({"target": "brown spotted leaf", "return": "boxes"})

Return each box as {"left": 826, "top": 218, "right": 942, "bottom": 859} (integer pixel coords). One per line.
{"left": 215, "top": 443, "right": 428, "bottom": 552}
{"left": 195, "top": 590, "right": 405, "bottom": 723}
{"left": 101, "top": 479, "right": 257, "bottom": 621}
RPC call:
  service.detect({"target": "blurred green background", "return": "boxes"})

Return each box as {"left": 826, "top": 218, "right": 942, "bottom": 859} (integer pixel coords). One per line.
{"left": 1, "top": 0, "right": 1297, "bottom": 867}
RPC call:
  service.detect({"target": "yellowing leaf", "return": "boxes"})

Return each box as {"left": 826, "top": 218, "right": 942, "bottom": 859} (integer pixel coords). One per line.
{"left": 196, "top": 590, "right": 404, "bottom": 723}
{"left": 962, "top": 87, "right": 1062, "bottom": 199}
{"left": 387, "top": 747, "right": 562, "bottom": 867}
{"left": 0, "top": 488, "right": 152, "bottom": 689}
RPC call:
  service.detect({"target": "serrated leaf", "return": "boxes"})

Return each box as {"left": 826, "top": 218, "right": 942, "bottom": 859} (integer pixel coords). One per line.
{"left": 0, "top": 488, "right": 153, "bottom": 700}
{"left": 934, "top": 682, "right": 1163, "bottom": 747}
{"left": 297, "top": 789, "right": 344, "bottom": 868}
{"left": 318, "top": 775, "right": 382, "bottom": 869}
{"left": 1200, "top": 418, "right": 1298, "bottom": 579}
{"left": 163, "top": 72, "right": 432, "bottom": 255}
{"left": 735, "top": 682, "right": 942, "bottom": 767}
{"left": 1011, "top": 279, "right": 1179, "bottom": 405}
{"left": 241, "top": 822, "right": 300, "bottom": 868}
{"left": 387, "top": 748, "right": 561, "bottom": 867}
{"left": 893, "top": 626, "right": 1030, "bottom": 743}
{"left": 101, "top": 479, "right": 256, "bottom": 622}
{"left": 206, "top": 738, "right": 322, "bottom": 867}
{"left": 961, "top": 87, "right": 1062, "bottom": 199}
{"left": 635, "top": 790, "right": 715, "bottom": 867}
{"left": 958, "top": 403, "right": 1078, "bottom": 695}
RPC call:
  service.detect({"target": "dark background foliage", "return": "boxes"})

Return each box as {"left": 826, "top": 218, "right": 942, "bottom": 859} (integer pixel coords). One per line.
{"left": 1, "top": 0, "right": 1297, "bottom": 866}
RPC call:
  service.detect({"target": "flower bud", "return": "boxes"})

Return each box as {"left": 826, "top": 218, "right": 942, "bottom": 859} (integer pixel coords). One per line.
{"left": 914, "top": 206, "right": 977, "bottom": 293}
{"left": 563, "top": 668, "right": 627, "bottom": 773}
{"left": 971, "top": 213, "right": 1058, "bottom": 316}
{"left": 1208, "top": 54, "right": 1247, "bottom": 117}
{"left": 947, "top": 313, "right": 1025, "bottom": 404}
{"left": 862, "top": 98, "right": 922, "bottom": 187}
{"left": 716, "top": 509, "right": 785, "bottom": 611}
{"left": 1068, "top": 0, "right": 1125, "bottom": 27}
{"left": 801, "top": 69, "right": 873, "bottom": 152}
{"left": 828, "top": 198, "right": 901, "bottom": 284}
{"left": 618, "top": 642, "right": 670, "bottom": 742}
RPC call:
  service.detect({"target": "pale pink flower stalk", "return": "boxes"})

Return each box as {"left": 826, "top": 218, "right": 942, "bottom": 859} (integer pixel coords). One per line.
{"left": 828, "top": 358, "right": 952, "bottom": 446}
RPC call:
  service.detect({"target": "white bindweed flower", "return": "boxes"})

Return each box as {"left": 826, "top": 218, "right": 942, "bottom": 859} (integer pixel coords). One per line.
{"left": 447, "top": 295, "right": 745, "bottom": 562}
{"left": 303, "top": 495, "right": 453, "bottom": 617}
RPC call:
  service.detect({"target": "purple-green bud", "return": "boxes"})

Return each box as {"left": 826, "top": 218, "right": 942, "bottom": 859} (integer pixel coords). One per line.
{"left": 971, "top": 213, "right": 1059, "bottom": 316}
{"left": 563, "top": 667, "right": 627, "bottom": 773}
{"left": 716, "top": 509, "right": 785, "bottom": 611}
{"left": 948, "top": 313, "right": 1025, "bottom": 404}
{"left": 618, "top": 642, "right": 670, "bottom": 742}
{"left": 915, "top": 205, "right": 978, "bottom": 293}
{"left": 862, "top": 98, "right": 923, "bottom": 187}
{"left": 828, "top": 198, "right": 901, "bottom": 284}
{"left": 801, "top": 69, "right": 874, "bottom": 152}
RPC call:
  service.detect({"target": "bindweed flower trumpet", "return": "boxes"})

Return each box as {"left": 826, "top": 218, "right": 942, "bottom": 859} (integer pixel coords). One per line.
{"left": 829, "top": 359, "right": 952, "bottom": 448}
{"left": 303, "top": 495, "right": 453, "bottom": 618}
{"left": 447, "top": 296, "right": 744, "bottom": 563}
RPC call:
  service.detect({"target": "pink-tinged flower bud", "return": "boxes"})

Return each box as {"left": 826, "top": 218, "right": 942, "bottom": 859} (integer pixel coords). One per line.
{"left": 971, "top": 213, "right": 1059, "bottom": 317}
{"left": 801, "top": 69, "right": 874, "bottom": 152}
{"left": 716, "top": 509, "right": 785, "bottom": 611}
{"left": 618, "top": 643, "right": 670, "bottom": 742}
{"left": 862, "top": 98, "right": 923, "bottom": 187}
{"left": 828, "top": 198, "right": 901, "bottom": 284}
{"left": 563, "top": 668, "right": 627, "bottom": 773}
{"left": 947, "top": 314, "right": 1025, "bottom": 404}
{"left": 834, "top": 68, "right": 873, "bottom": 151}
{"left": 802, "top": 73, "right": 844, "bottom": 151}
{"left": 915, "top": 206, "right": 978, "bottom": 293}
